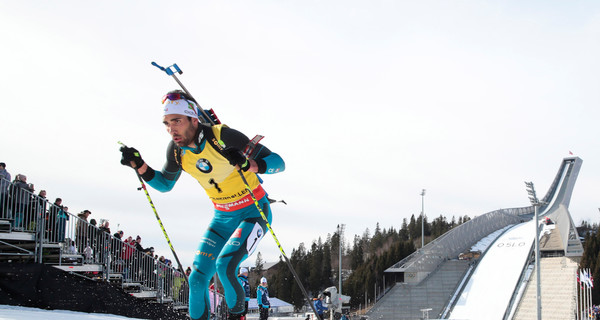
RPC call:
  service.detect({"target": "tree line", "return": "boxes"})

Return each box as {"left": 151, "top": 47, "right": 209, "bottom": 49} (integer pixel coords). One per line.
{"left": 578, "top": 221, "right": 600, "bottom": 303}
{"left": 255, "top": 213, "right": 471, "bottom": 311}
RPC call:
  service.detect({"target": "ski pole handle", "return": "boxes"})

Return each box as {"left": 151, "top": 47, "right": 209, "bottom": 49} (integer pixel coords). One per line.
{"left": 118, "top": 141, "right": 140, "bottom": 157}
{"left": 117, "top": 141, "right": 189, "bottom": 287}
{"left": 151, "top": 61, "right": 183, "bottom": 76}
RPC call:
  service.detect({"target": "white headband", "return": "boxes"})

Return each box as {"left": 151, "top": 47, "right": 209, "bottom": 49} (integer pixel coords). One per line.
{"left": 163, "top": 99, "right": 199, "bottom": 119}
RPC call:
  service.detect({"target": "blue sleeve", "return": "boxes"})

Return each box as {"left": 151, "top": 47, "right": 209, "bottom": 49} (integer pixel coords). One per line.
{"left": 146, "top": 168, "right": 180, "bottom": 192}
{"left": 260, "top": 152, "right": 285, "bottom": 174}
{"left": 257, "top": 288, "right": 263, "bottom": 306}
{"left": 143, "top": 141, "right": 182, "bottom": 192}
{"left": 219, "top": 127, "right": 285, "bottom": 175}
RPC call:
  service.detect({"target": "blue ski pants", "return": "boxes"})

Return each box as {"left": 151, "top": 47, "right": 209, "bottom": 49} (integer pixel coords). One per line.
{"left": 189, "top": 197, "right": 272, "bottom": 320}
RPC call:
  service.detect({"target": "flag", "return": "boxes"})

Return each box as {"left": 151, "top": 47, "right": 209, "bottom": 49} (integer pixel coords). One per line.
{"left": 580, "top": 270, "right": 585, "bottom": 289}
{"left": 569, "top": 151, "right": 573, "bottom": 155}
{"left": 584, "top": 269, "right": 593, "bottom": 289}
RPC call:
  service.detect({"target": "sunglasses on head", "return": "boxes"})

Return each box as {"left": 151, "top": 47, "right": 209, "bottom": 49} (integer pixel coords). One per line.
{"left": 162, "top": 93, "right": 188, "bottom": 104}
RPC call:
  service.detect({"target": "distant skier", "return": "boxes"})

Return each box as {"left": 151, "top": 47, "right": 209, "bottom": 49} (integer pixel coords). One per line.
{"left": 120, "top": 90, "right": 285, "bottom": 320}
{"left": 257, "top": 277, "right": 271, "bottom": 320}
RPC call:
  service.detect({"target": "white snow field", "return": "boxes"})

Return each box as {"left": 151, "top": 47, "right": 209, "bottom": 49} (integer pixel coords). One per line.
{"left": 0, "top": 305, "right": 308, "bottom": 320}
{"left": 0, "top": 305, "right": 148, "bottom": 320}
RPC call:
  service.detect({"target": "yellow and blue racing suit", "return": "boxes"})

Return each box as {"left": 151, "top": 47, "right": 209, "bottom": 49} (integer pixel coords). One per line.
{"left": 140, "top": 124, "right": 284, "bottom": 320}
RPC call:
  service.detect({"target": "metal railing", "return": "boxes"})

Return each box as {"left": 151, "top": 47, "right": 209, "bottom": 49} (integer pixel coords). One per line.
{"left": 385, "top": 208, "right": 530, "bottom": 276}
{"left": 0, "top": 177, "right": 193, "bottom": 309}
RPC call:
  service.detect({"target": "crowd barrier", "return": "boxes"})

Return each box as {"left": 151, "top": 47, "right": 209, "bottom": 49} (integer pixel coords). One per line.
{"left": 0, "top": 177, "right": 207, "bottom": 311}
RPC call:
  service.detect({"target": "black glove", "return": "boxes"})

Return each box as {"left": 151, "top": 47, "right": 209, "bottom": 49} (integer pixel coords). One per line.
{"left": 223, "top": 147, "right": 250, "bottom": 171}
{"left": 120, "top": 146, "right": 145, "bottom": 169}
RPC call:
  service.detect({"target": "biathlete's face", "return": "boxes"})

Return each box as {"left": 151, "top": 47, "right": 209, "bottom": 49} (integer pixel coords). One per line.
{"left": 163, "top": 114, "right": 199, "bottom": 148}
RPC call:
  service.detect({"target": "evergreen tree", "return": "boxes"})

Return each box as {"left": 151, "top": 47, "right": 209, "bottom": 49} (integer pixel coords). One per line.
{"left": 266, "top": 215, "right": 467, "bottom": 311}
{"left": 255, "top": 252, "right": 264, "bottom": 275}
{"left": 350, "top": 235, "right": 364, "bottom": 270}
{"left": 289, "top": 243, "right": 308, "bottom": 310}
{"left": 371, "top": 222, "right": 384, "bottom": 253}
{"left": 269, "top": 256, "right": 292, "bottom": 303}
{"left": 308, "top": 239, "right": 323, "bottom": 293}
{"left": 322, "top": 241, "right": 333, "bottom": 287}
{"left": 580, "top": 225, "right": 600, "bottom": 302}
{"left": 408, "top": 214, "right": 418, "bottom": 240}
{"left": 399, "top": 218, "right": 409, "bottom": 241}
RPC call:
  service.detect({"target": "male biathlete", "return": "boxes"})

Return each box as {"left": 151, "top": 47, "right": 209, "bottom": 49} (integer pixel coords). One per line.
{"left": 120, "top": 90, "right": 285, "bottom": 320}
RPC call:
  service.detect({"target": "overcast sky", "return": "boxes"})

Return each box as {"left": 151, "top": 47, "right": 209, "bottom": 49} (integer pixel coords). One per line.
{"left": 1, "top": 1, "right": 599, "bottom": 269}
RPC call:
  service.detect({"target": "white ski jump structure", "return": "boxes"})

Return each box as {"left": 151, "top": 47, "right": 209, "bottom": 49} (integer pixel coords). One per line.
{"left": 371, "top": 157, "right": 583, "bottom": 320}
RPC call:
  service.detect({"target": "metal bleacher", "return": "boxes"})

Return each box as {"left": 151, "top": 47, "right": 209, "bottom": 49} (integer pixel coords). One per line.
{"left": 0, "top": 178, "right": 194, "bottom": 315}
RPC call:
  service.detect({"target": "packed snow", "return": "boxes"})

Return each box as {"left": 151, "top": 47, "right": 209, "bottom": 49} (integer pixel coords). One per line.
{"left": 0, "top": 305, "right": 148, "bottom": 320}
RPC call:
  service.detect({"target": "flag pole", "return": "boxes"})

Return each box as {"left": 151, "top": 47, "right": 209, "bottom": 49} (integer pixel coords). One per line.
{"left": 576, "top": 269, "right": 580, "bottom": 320}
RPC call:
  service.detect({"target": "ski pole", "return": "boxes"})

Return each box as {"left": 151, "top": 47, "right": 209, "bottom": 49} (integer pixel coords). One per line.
{"left": 237, "top": 139, "right": 324, "bottom": 320}
{"left": 152, "top": 61, "right": 323, "bottom": 319}
{"left": 118, "top": 141, "right": 189, "bottom": 287}
{"left": 238, "top": 169, "right": 323, "bottom": 320}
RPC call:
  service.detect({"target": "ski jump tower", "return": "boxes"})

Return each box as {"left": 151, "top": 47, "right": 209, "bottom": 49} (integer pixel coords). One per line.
{"left": 371, "top": 157, "right": 584, "bottom": 320}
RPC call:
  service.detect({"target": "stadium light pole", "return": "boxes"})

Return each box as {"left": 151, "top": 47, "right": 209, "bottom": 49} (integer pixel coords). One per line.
{"left": 420, "top": 189, "right": 426, "bottom": 249}
{"left": 525, "top": 181, "right": 542, "bottom": 320}
{"left": 338, "top": 224, "right": 345, "bottom": 306}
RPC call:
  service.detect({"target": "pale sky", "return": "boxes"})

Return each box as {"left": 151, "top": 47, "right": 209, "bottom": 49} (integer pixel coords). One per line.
{"left": 1, "top": 1, "right": 599, "bottom": 269}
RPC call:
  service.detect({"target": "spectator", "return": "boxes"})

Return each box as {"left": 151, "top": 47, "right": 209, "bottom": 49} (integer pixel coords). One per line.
{"left": 99, "top": 220, "right": 111, "bottom": 234}
{"left": 30, "top": 189, "right": 48, "bottom": 230}
{"left": 238, "top": 267, "right": 250, "bottom": 319}
{"left": 313, "top": 294, "right": 328, "bottom": 319}
{"left": 257, "top": 277, "right": 270, "bottom": 320}
{"left": 0, "top": 162, "right": 11, "bottom": 218}
{"left": 24, "top": 183, "right": 36, "bottom": 229}
{"left": 179, "top": 266, "right": 192, "bottom": 302}
{"left": 121, "top": 236, "right": 136, "bottom": 281}
{"left": 173, "top": 268, "right": 187, "bottom": 302}
{"left": 10, "top": 174, "right": 32, "bottom": 230}
{"left": 52, "top": 199, "right": 69, "bottom": 242}
{"left": 97, "top": 220, "right": 111, "bottom": 264}
{"left": 134, "top": 235, "right": 151, "bottom": 253}
{"left": 76, "top": 209, "right": 91, "bottom": 251}
{"left": 111, "top": 229, "right": 124, "bottom": 269}
{"left": 83, "top": 243, "right": 94, "bottom": 263}
{"left": 209, "top": 282, "right": 221, "bottom": 317}
{"left": 133, "top": 235, "right": 152, "bottom": 283}
{"left": 25, "top": 189, "right": 38, "bottom": 230}
{"left": 165, "top": 259, "right": 173, "bottom": 297}
{"left": 87, "top": 219, "right": 99, "bottom": 262}
{"left": 66, "top": 239, "right": 78, "bottom": 255}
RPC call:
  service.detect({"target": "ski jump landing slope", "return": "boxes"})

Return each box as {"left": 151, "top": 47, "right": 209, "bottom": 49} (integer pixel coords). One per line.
{"left": 448, "top": 157, "right": 583, "bottom": 320}
{"left": 448, "top": 220, "right": 535, "bottom": 320}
